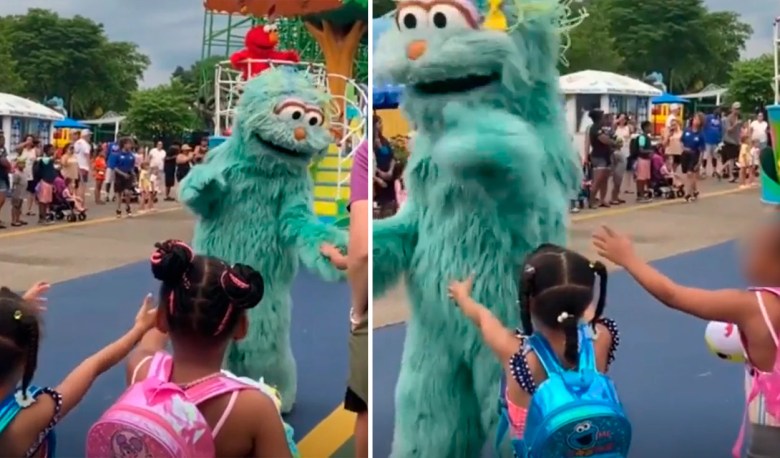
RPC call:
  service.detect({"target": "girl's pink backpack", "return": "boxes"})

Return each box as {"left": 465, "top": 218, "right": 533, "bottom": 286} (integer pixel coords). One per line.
{"left": 86, "top": 352, "right": 251, "bottom": 458}
{"left": 732, "top": 287, "right": 780, "bottom": 457}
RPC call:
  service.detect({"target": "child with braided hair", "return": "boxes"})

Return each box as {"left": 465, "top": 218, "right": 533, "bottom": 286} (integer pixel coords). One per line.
{"left": 99, "top": 239, "right": 293, "bottom": 458}
{"left": 0, "top": 282, "right": 158, "bottom": 457}
{"left": 449, "top": 244, "right": 624, "bottom": 454}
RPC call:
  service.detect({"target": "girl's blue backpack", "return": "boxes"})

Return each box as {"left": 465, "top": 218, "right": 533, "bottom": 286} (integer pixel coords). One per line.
{"left": 0, "top": 386, "right": 57, "bottom": 457}
{"left": 496, "top": 325, "right": 631, "bottom": 457}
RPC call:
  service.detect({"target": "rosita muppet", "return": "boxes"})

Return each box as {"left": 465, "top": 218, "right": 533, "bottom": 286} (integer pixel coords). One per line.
{"left": 230, "top": 23, "right": 300, "bottom": 80}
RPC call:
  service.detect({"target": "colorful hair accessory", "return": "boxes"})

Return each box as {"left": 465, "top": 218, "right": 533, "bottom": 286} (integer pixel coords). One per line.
{"left": 214, "top": 305, "right": 234, "bottom": 336}
{"left": 221, "top": 268, "right": 250, "bottom": 291}
{"left": 168, "top": 291, "right": 175, "bottom": 315}
{"left": 589, "top": 261, "right": 595, "bottom": 269}
{"left": 13, "top": 310, "right": 22, "bottom": 320}
{"left": 482, "top": 0, "right": 507, "bottom": 31}
{"left": 557, "top": 311, "right": 571, "bottom": 323}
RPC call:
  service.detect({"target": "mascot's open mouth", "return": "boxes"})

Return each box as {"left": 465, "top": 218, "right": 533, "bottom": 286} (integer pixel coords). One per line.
{"left": 414, "top": 73, "right": 499, "bottom": 95}
{"left": 254, "top": 134, "right": 305, "bottom": 158}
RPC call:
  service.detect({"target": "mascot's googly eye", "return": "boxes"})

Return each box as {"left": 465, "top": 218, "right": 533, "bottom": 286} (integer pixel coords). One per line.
{"left": 396, "top": 6, "right": 427, "bottom": 31}
{"left": 277, "top": 105, "right": 305, "bottom": 121}
{"left": 574, "top": 422, "right": 592, "bottom": 433}
{"left": 268, "top": 24, "right": 278, "bottom": 32}
{"left": 429, "top": 4, "right": 472, "bottom": 29}
{"left": 304, "top": 111, "right": 324, "bottom": 126}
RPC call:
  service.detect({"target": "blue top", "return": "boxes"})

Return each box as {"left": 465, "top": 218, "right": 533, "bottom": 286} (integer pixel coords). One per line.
{"left": 703, "top": 114, "right": 722, "bottom": 145}
{"left": 682, "top": 128, "right": 706, "bottom": 152}
{"left": 109, "top": 150, "right": 135, "bottom": 174}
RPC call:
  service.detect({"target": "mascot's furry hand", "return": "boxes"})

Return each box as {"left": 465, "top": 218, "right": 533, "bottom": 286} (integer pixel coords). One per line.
{"left": 283, "top": 205, "right": 347, "bottom": 282}
{"left": 434, "top": 101, "right": 543, "bottom": 174}
{"left": 178, "top": 164, "right": 227, "bottom": 218}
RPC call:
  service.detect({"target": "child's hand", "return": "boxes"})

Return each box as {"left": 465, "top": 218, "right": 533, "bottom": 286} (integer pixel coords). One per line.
{"left": 134, "top": 294, "right": 158, "bottom": 332}
{"left": 448, "top": 275, "right": 474, "bottom": 304}
{"left": 592, "top": 225, "right": 635, "bottom": 266}
{"left": 320, "top": 243, "right": 347, "bottom": 270}
{"left": 22, "top": 281, "right": 50, "bottom": 312}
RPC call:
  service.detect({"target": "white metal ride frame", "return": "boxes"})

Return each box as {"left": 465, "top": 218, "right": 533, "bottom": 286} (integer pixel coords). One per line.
{"left": 214, "top": 60, "right": 367, "bottom": 201}
{"left": 774, "top": 17, "right": 779, "bottom": 104}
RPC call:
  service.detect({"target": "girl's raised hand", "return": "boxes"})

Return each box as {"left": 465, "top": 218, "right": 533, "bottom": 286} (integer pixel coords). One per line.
{"left": 592, "top": 225, "right": 635, "bottom": 266}
{"left": 448, "top": 275, "right": 474, "bottom": 304}
{"left": 23, "top": 281, "right": 50, "bottom": 312}
{"left": 134, "top": 294, "right": 158, "bottom": 331}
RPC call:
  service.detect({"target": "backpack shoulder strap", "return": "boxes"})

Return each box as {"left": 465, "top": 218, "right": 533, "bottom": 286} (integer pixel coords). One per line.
{"left": 528, "top": 333, "right": 562, "bottom": 377}
{"left": 146, "top": 352, "right": 173, "bottom": 382}
{"left": 578, "top": 324, "right": 598, "bottom": 372}
{"left": 495, "top": 374, "right": 512, "bottom": 454}
{"left": 186, "top": 376, "right": 251, "bottom": 405}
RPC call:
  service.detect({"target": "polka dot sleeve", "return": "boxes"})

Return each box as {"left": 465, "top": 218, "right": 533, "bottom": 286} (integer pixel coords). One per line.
{"left": 25, "top": 387, "right": 62, "bottom": 458}
{"left": 508, "top": 329, "right": 536, "bottom": 395}
{"left": 595, "top": 317, "right": 620, "bottom": 368}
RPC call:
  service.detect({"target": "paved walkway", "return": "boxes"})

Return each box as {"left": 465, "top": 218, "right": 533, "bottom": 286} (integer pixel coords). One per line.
{"left": 372, "top": 184, "right": 761, "bottom": 458}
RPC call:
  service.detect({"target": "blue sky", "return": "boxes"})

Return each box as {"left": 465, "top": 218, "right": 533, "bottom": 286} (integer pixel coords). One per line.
{"left": 0, "top": 0, "right": 772, "bottom": 87}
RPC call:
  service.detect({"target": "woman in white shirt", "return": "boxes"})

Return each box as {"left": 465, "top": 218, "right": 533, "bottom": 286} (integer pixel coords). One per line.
{"left": 611, "top": 113, "right": 632, "bottom": 204}
{"left": 750, "top": 111, "right": 769, "bottom": 149}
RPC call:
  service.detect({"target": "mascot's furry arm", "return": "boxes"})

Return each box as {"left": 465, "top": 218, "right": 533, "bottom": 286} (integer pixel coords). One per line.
{"left": 372, "top": 202, "right": 419, "bottom": 297}
{"left": 281, "top": 195, "right": 347, "bottom": 282}
{"left": 271, "top": 49, "right": 300, "bottom": 63}
{"left": 178, "top": 150, "right": 229, "bottom": 219}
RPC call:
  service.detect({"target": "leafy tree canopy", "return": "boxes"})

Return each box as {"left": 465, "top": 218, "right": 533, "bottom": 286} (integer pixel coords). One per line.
{"left": 564, "top": 0, "right": 751, "bottom": 93}
{"left": 125, "top": 81, "right": 196, "bottom": 141}
{"left": 727, "top": 54, "right": 775, "bottom": 113}
{"left": 0, "top": 8, "right": 149, "bottom": 119}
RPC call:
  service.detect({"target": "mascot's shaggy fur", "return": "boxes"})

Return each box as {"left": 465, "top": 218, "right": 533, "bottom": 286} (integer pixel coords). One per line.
{"left": 373, "top": 1, "right": 580, "bottom": 455}
{"left": 179, "top": 68, "right": 345, "bottom": 412}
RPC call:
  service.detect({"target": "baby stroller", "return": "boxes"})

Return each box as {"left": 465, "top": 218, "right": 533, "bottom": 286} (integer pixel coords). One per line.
{"left": 646, "top": 150, "right": 684, "bottom": 199}
{"left": 46, "top": 177, "right": 87, "bottom": 222}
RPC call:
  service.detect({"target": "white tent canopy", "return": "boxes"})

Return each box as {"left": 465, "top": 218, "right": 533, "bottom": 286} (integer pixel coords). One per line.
{"left": 560, "top": 70, "right": 662, "bottom": 97}
{"left": 0, "top": 93, "right": 64, "bottom": 121}
{"left": 82, "top": 111, "right": 126, "bottom": 140}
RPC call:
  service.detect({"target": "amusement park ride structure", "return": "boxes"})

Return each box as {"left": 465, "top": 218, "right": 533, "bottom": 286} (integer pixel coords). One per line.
{"left": 201, "top": 0, "right": 368, "bottom": 220}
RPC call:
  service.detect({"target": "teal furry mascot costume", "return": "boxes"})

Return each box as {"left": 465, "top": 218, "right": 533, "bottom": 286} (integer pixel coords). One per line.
{"left": 179, "top": 68, "right": 345, "bottom": 412}
{"left": 373, "top": 0, "right": 581, "bottom": 455}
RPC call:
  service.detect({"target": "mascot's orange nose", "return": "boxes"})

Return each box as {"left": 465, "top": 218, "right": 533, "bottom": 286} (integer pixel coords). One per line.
{"left": 294, "top": 127, "right": 307, "bottom": 141}
{"left": 406, "top": 40, "right": 427, "bottom": 60}
{"left": 269, "top": 32, "right": 279, "bottom": 44}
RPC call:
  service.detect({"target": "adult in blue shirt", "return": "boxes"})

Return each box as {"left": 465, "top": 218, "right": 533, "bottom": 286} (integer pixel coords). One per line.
{"left": 108, "top": 137, "right": 136, "bottom": 217}
{"left": 681, "top": 113, "right": 706, "bottom": 201}
{"left": 701, "top": 106, "right": 723, "bottom": 178}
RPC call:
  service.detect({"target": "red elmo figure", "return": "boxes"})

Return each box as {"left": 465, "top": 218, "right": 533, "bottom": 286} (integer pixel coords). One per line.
{"left": 230, "top": 23, "right": 300, "bottom": 80}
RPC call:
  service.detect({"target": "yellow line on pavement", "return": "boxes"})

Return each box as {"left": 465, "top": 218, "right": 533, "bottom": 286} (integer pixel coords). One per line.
{"left": 297, "top": 407, "right": 356, "bottom": 457}
{"left": 0, "top": 206, "right": 183, "bottom": 239}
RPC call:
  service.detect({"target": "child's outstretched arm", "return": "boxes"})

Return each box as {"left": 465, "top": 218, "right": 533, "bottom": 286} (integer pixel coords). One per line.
{"left": 593, "top": 225, "right": 753, "bottom": 324}
{"left": 449, "top": 275, "right": 519, "bottom": 362}
{"left": 12, "top": 295, "right": 158, "bottom": 454}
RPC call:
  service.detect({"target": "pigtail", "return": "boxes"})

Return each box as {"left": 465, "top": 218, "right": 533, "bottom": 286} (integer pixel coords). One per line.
{"left": 215, "top": 263, "right": 264, "bottom": 336}
{"left": 21, "top": 316, "right": 39, "bottom": 399}
{"left": 520, "top": 265, "right": 535, "bottom": 335}
{"left": 560, "top": 314, "right": 579, "bottom": 368}
{"left": 589, "top": 261, "right": 608, "bottom": 326}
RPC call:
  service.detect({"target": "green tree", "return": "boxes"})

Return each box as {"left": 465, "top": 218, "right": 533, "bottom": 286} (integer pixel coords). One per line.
{"left": 693, "top": 12, "right": 753, "bottom": 86}
{"left": 172, "top": 55, "right": 226, "bottom": 131}
{"left": 562, "top": 0, "right": 623, "bottom": 74}
{"left": 0, "top": 22, "right": 23, "bottom": 93}
{"left": 125, "top": 81, "right": 196, "bottom": 141}
{"left": 727, "top": 54, "right": 775, "bottom": 113}
{"left": 3, "top": 8, "right": 149, "bottom": 118}
{"left": 601, "top": 0, "right": 739, "bottom": 92}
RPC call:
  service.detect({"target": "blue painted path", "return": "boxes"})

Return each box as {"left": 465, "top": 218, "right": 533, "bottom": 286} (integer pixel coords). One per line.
{"left": 374, "top": 241, "right": 746, "bottom": 457}
{"left": 34, "top": 260, "right": 349, "bottom": 455}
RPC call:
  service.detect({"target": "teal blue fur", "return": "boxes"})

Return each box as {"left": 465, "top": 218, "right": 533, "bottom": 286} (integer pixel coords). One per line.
{"left": 374, "top": 2, "right": 579, "bottom": 455}
{"left": 179, "top": 68, "right": 346, "bottom": 413}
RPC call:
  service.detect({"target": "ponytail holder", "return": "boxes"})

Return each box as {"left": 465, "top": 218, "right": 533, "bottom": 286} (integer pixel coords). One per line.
{"left": 557, "top": 312, "right": 571, "bottom": 323}
{"left": 220, "top": 268, "right": 250, "bottom": 292}
{"left": 524, "top": 265, "right": 535, "bottom": 275}
{"left": 588, "top": 261, "right": 595, "bottom": 269}
{"left": 13, "top": 310, "right": 22, "bottom": 320}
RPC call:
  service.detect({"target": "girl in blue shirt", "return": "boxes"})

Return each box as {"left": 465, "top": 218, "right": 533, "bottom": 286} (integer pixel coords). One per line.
{"left": 108, "top": 138, "right": 136, "bottom": 217}
{"left": 681, "top": 113, "right": 706, "bottom": 202}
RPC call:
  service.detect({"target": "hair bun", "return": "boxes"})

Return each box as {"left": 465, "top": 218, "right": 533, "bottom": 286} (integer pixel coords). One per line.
{"left": 221, "top": 264, "right": 264, "bottom": 309}
{"left": 150, "top": 240, "right": 194, "bottom": 283}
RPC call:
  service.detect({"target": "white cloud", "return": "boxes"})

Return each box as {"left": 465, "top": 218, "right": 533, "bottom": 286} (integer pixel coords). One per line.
{"left": 705, "top": 0, "right": 773, "bottom": 57}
